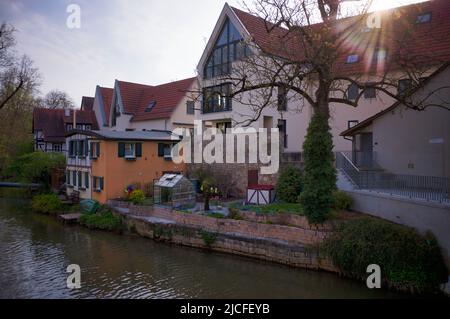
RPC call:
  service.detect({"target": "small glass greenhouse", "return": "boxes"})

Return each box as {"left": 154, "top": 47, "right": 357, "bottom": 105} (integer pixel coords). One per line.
{"left": 153, "top": 174, "right": 196, "bottom": 208}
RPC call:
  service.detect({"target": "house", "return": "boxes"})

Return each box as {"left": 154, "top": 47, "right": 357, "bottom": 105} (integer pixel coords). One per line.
{"left": 192, "top": 0, "right": 450, "bottom": 191}
{"left": 65, "top": 130, "right": 96, "bottom": 200}
{"left": 92, "top": 86, "right": 113, "bottom": 128}
{"left": 340, "top": 63, "right": 450, "bottom": 184}
{"left": 33, "top": 107, "right": 99, "bottom": 154}
{"left": 338, "top": 64, "right": 450, "bottom": 261}
{"left": 89, "top": 130, "right": 185, "bottom": 204}
{"left": 105, "top": 77, "right": 199, "bottom": 132}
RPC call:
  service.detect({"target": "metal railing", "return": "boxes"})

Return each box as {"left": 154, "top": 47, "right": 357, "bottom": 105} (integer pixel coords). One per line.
{"left": 336, "top": 152, "right": 450, "bottom": 204}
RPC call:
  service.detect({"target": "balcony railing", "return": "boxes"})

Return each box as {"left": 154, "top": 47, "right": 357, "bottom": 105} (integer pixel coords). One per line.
{"left": 336, "top": 152, "right": 450, "bottom": 204}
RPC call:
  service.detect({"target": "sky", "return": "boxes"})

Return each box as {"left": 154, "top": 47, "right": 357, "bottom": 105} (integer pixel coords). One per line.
{"left": 0, "top": 0, "right": 428, "bottom": 106}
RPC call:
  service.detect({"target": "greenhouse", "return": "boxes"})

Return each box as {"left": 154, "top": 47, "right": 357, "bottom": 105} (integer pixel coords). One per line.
{"left": 153, "top": 174, "right": 196, "bottom": 208}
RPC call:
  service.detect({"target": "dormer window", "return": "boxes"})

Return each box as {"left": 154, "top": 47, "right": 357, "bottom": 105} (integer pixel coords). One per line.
{"left": 416, "top": 13, "right": 431, "bottom": 24}
{"left": 145, "top": 101, "right": 156, "bottom": 112}
{"left": 346, "top": 54, "right": 359, "bottom": 64}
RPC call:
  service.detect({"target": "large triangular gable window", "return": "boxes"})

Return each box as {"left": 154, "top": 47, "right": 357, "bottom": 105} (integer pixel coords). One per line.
{"left": 204, "top": 18, "right": 249, "bottom": 79}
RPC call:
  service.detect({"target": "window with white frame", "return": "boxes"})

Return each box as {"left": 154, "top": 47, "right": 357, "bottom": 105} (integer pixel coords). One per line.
{"left": 125, "top": 143, "right": 135, "bottom": 158}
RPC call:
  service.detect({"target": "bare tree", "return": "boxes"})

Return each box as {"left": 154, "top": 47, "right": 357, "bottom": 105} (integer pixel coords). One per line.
{"left": 43, "top": 89, "right": 75, "bottom": 109}
{"left": 0, "top": 23, "right": 40, "bottom": 110}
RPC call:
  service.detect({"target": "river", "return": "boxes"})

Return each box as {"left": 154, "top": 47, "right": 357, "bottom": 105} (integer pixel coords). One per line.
{"left": 0, "top": 197, "right": 405, "bottom": 299}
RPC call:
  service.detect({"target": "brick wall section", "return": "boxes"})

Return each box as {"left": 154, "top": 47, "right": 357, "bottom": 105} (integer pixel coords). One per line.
{"left": 121, "top": 204, "right": 331, "bottom": 246}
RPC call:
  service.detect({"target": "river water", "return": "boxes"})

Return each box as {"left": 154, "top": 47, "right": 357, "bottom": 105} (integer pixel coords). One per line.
{"left": 0, "top": 197, "right": 405, "bottom": 299}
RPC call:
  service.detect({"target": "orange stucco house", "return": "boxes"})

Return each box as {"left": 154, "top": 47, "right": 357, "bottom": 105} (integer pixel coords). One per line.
{"left": 89, "top": 130, "right": 185, "bottom": 204}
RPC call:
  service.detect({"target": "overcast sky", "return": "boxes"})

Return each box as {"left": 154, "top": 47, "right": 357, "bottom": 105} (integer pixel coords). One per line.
{"left": 0, "top": 0, "right": 427, "bottom": 106}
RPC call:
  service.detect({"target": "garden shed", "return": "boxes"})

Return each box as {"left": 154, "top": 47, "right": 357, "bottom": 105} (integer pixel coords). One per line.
{"left": 153, "top": 174, "right": 196, "bottom": 208}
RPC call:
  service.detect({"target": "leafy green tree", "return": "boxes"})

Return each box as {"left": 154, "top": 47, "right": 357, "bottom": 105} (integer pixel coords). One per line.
{"left": 299, "top": 112, "right": 336, "bottom": 224}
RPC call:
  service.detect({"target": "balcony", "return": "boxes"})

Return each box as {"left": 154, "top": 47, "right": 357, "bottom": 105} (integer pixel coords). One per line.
{"left": 201, "top": 103, "right": 232, "bottom": 114}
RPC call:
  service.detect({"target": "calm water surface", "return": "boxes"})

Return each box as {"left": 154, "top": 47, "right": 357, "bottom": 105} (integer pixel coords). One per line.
{"left": 0, "top": 197, "right": 406, "bottom": 299}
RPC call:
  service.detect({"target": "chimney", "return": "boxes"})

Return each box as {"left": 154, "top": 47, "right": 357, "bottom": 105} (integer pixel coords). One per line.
{"left": 73, "top": 109, "right": 77, "bottom": 129}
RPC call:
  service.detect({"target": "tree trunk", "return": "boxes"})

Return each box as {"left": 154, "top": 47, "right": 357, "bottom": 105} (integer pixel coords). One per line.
{"left": 204, "top": 193, "right": 210, "bottom": 211}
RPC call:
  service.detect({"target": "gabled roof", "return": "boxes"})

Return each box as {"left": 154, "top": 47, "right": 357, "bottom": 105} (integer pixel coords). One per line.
{"left": 229, "top": 0, "right": 450, "bottom": 75}
{"left": 340, "top": 62, "right": 450, "bottom": 136}
{"left": 88, "top": 129, "right": 181, "bottom": 141}
{"left": 33, "top": 108, "right": 99, "bottom": 143}
{"left": 114, "top": 77, "right": 196, "bottom": 122}
{"left": 81, "top": 96, "right": 94, "bottom": 111}
{"left": 98, "top": 86, "right": 113, "bottom": 126}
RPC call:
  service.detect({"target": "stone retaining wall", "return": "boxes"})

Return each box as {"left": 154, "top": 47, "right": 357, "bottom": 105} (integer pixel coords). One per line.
{"left": 118, "top": 212, "right": 337, "bottom": 272}
{"left": 125, "top": 204, "right": 330, "bottom": 246}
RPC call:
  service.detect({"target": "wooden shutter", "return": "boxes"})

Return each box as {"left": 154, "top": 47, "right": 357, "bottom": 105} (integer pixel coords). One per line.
{"left": 158, "top": 143, "right": 164, "bottom": 157}
{"left": 93, "top": 176, "right": 97, "bottom": 189}
{"left": 85, "top": 172, "right": 89, "bottom": 189}
{"left": 84, "top": 139, "right": 89, "bottom": 156}
{"left": 118, "top": 142, "right": 125, "bottom": 157}
{"left": 69, "top": 141, "right": 73, "bottom": 156}
{"left": 78, "top": 171, "right": 82, "bottom": 187}
{"left": 96, "top": 142, "right": 100, "bottom": 157}
{"left": 99, "top": 177, "right": 104, "bottom": 190}
{"left": 135, "top": 143, "right": 142, "bottom": 157}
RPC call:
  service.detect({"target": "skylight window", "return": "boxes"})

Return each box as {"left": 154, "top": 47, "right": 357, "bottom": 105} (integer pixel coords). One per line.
{"left": 346, "top": 54, "right": 359, "bottom": 64}
{"left": 416, "top": 13, "right": 432, "bottom": 24}
{"left": 145, "top": 101, "right": 156, "bottom": 112}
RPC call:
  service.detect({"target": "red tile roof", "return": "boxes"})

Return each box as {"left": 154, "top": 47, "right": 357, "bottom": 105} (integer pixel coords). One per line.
{"left": 33, "top": 108, "right": 99, "bottom": 143}
{"left": 81, "top": 96, "right": 94, "bottom": 111}
{"left": 115, "top": 77, "right": 196, "bottom": 122}
{"left": 99, "top": 87, "right": 113, "bottom": 126}
{"left": 232, "top": 0, "right": 450, "bottom": 75}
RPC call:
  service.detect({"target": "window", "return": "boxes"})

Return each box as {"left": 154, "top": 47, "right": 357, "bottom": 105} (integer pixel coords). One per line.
{"left": 76, "top": 124, "right": 83, "bottom": 130}
{"left": 112, "top": 94, "right": 121, "bottom": 127}
{"left": 348, "top": 120, "right": 359, "bottom": 129}
{"left": 52, "top": 144, "right": 62, "bottom": 152}
{"left": 145, "top": 101, "right": 156, "bottom": 112}
{"left": 364, "top": 84, "right": 376, "bottom": 99}
{"left": 416, "top": 13, "right": 431, "bottom": 24}
{"left": 186, "top": 101, "right": 195, "bottom": 115}
{"left": 72, "top": 171, "right": 76, "bottom": 186}
{"left": 66, "top": 124, "right": 73, "bottom": 131}
{"left": 204, "top": 18, "right": 249, "bottom": 79}
{"left": 93, "top": 176, "right": 104, "bottom": 192}
{"left": 90, "top": 142, "right": 100, "bottom": 159}
{"left": 202, "top": 83, "right": 232, "bottom": 113}
{"left": 373, "top": 49, "right": 387, "bottom": 63}
{"left": 277, "top": 119, "right": 287, "bottom": 148}
{"left": 118, "top": 142, "right": 142, "bottom": 159}
{"left": 158, "top": 143, "right": 173, "bottom": 159}
{"left": 346, "top": 54, "right": 359, "bottom": 64}
{"left": 66, "top": 170, "right": 71, "bottom": 186}
{"left": 85, "top": 125, "right": 91, "bottom": 130}
{"left": 125, "top": 143, "right": 135, "bottom": 158}
{"left": 347, "top": 83, "right": 359, "bottom": 101}
{"left": 78, "top": 171, "right": 82, "bottom": 188}
{"left": 398, "top": 79, "right": 413, "bottom": 97}
{"left": 216, "top": 122, "right": 232, "bottom": 133}
{"left": 277, "top": 86, "right": 288, "bottom": 111}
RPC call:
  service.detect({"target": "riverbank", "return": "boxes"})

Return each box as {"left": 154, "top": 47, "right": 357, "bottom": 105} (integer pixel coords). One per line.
{"left": 0, "top": 197, "right": 405, "bottom": 298}
{"left": 110, "top": 201, "right": 337, "bottom": 272}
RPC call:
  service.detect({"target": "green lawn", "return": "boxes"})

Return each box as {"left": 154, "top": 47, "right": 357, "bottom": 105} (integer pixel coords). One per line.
{"left": 231, "top": 202, "right": 304, "bottom": 215}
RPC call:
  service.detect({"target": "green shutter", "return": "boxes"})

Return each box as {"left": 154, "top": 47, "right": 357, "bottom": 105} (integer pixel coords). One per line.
{"left": 84, "top": 139, "right": 89, "bottom": 156}
{"left": 100, "top": 177, "right": 104, "bottom": 190}
{"left": 69, "top": 141, "right": 73, "bottom": 156}
{"left": 72, "top": 171, "right": 76, "bottom": 185}
{"left": 96, "top": 142, "right": 100, "bottom": 157}
{"left": 136, "top": 143, "right": 142, "bottom": 157}
{"left": 158, "top": 143, "right": 164, "bottom": 157}
{"left": 118, "top": 142, "right": 125, "bottom": 157}
{"left": 78, "top": 171, "right": 82, "bottom": 187}
{"left": 85, "top": 172, "right": 89, "bottom": 189}
{"left": 93, "top": 176, "right": 97, "bottom": 189}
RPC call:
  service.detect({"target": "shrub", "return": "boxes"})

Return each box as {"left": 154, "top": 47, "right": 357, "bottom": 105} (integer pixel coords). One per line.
{"left": 79, "top": 210, "right": 122, "bottom": 231}
{"left": 322, "top": 218, "right": 448, "bottom": 293}
{"left": 276, "top": 165, "right": 303, "bottom": 203}
{"left": 200, "top": 231, "right": 217, "bottom": 248}
{"left": 332, "top": 190, "right": 353, "bottom": 210}
{"left": 228, "top": 207, "right": 242, "bottom": 220}
{"left": 299, "top": 112, "right": 336, "bottom": 224}
{"left": 130, "top": 189, "right": 145, "bottom": 205}
{"left": 32, "top": 194, "right": 63, "bottom": 215}
{"left": 7, "top": 152, "right": 65, "bottom": 188}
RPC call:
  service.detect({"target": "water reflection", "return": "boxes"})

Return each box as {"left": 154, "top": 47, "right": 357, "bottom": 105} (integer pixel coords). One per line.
{"left": 0, "top": 198, "right": 405, "bottom": 299}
